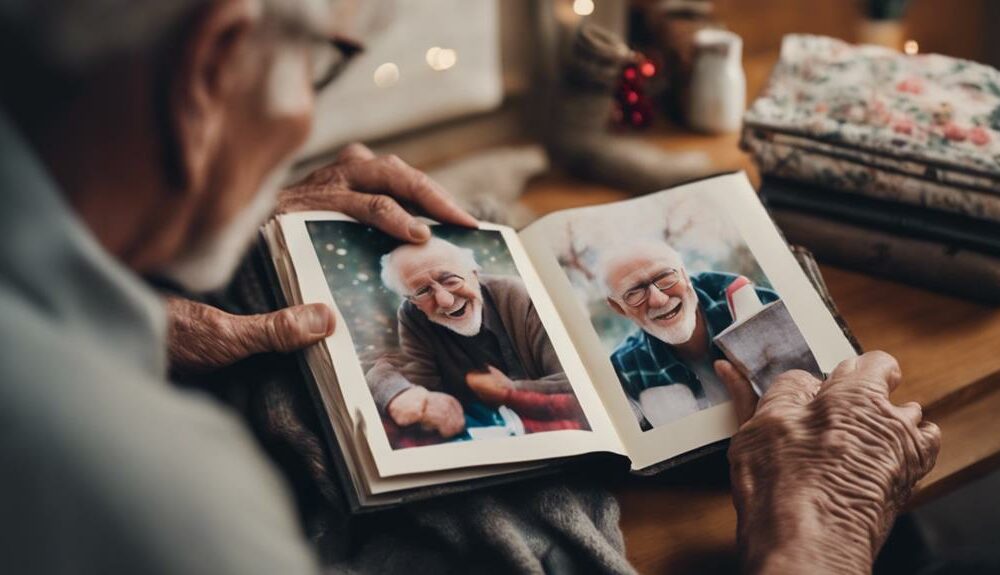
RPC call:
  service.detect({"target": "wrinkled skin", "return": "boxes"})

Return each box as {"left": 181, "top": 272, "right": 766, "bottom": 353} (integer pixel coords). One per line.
{"left": 166, "top": 296, "right": 335, "bottom": 372}
{"left": 716, "top": 351, "right": 941, "bottom": 574}
{"left": 166, "top": 143, "right": 476, "bottom": 374}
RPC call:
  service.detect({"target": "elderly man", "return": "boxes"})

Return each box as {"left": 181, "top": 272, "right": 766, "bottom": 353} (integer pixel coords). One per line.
{"left": 602, "top": 241, "right": 778, "bottom": 427}
{"left": 370, "top": 237, "right": 576, "bottom": 439}
{"left": 0, "top": 1, "right": 476, "bottom": 573}
{"left": 0, "top": 0, "right": 940, "bottom": 573}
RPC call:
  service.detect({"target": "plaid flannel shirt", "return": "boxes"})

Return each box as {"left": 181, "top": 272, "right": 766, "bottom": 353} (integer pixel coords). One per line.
{"left": 610, "top": 271, "right": 779, "bottom": 404}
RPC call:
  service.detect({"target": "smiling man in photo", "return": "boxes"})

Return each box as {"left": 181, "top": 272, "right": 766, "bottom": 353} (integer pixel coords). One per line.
{"left": 601, "top": 242, "right": 779, "bottom": 428}
{"left": 371, "top": 237, "right": 574, "bottom": 438}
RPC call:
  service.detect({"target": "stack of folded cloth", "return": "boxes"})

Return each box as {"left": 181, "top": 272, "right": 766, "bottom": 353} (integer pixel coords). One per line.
{"left": 741, "top": 35, "right": 1000, "bottom": 304}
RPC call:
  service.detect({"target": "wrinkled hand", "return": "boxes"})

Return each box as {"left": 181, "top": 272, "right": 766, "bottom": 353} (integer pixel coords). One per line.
{"left": 387, "top": 387, "right": 466, "bottom": 438}
{"left": 466, "top": 365, "right": 515, "bottom": 406}
{"left": 715, "top": 351, "right": 941, "bottom": 575}
{"left": 167, "top": 143, "right": 477, "bottom": 373}
{"left": 167, "top": 296, "right": 335, "bottom": 374}
{"left": 277, "top": 142, "right": 477, "bottom": 241}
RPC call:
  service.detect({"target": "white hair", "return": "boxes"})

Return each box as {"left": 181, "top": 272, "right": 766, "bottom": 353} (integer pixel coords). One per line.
{"left": 596, "top": 240, "right": 687, "bottom": 297}
{"left": 0, "top": 0, "right": 333, "bottom": 76}
{"left": 380, "top": 237, "right": 481, "bottom": 297}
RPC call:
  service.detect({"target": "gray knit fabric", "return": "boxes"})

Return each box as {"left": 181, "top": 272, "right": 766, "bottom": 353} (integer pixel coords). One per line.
{"left": 242, "top": 375, "right": 633, "bottom": 575}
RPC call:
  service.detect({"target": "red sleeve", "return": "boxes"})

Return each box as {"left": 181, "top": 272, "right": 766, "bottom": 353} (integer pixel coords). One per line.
{"left": 504, "top": 389, "right": 586, "bottom": 422}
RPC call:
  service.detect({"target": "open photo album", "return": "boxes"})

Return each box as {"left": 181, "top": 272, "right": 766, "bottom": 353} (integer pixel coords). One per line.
{"left": 261, "top": 172, "right": 858, "bottom": 509}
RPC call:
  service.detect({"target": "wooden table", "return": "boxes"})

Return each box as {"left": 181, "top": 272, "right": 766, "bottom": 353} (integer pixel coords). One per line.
{"left": 519, "top": 127, "right": 1000, "bottom": 574}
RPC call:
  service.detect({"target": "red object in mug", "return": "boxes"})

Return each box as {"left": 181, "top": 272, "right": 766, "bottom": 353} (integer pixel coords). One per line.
{"left": 725, "top": 276, "right": 752, "bottom": 320}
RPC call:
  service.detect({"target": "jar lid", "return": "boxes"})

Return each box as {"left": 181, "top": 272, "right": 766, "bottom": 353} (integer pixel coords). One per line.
{"left": 694, "top": 28, "right": 741, "bottom": 56}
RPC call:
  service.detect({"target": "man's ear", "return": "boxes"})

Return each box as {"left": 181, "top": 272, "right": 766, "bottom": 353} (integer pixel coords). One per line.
{"left": 607, "top": 297, "right": 627, "bottom": 317}
{"left": 168, "top": 0, "right": 261, "bottom": 193}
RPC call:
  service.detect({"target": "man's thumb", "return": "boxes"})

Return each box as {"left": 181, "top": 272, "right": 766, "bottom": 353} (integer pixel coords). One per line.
{"left": 245, "top": 303, "right": 336, "bottom": 354}
{"left": 714, "top": 360, "right": 758, "bottom": 426}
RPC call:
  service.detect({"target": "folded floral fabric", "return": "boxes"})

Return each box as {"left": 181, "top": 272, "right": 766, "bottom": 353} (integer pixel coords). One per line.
{"left": 744, "top": 35, "right": 1000, "bottom": 183}
{"left": 743, "top": 131, "right": 1000, "bottom": 222}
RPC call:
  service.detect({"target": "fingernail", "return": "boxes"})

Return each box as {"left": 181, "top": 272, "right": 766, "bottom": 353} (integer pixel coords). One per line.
{"left": 303, "top": 305, "right": 333, "bottom": 336}
{"left": 409, "top": 221, "right": 431, "bottom": 241}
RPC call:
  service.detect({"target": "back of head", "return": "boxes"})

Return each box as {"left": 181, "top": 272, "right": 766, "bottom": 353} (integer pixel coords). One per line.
{"left": 0, "top": 1, "right": 208, "bottom": 121}
{"left": 0, "top": 0, "right": 343, "bottom": 290}
{"left": 0, "top": 1, "right": 201, "bottom": 74}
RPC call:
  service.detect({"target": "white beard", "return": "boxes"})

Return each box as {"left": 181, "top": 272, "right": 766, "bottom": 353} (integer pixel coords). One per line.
{"left": 157, "top": 165, "right": 290, "bottom": 293}
{"left": 429, "top": 297, "right": 483, "bottom": 337}
{"left": 644, "top": 288, "right": 698, "bottom": 346}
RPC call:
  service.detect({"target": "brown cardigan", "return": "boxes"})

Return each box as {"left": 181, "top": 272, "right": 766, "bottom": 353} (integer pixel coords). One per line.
{"left": 367, "top": 275, "right": 571, "bottom": 413}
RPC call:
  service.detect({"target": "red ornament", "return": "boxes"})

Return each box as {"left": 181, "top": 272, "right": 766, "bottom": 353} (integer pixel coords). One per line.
{"left": 612, "top": 54, "right": 657, "bottom": 130}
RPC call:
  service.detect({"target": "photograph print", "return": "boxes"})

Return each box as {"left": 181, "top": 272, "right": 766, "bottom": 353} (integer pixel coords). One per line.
{"left": 548, "top": 189, "right": 820, "bottom": 431}
{"left": 307, "top": 221, "right": 590, "bottom": 449}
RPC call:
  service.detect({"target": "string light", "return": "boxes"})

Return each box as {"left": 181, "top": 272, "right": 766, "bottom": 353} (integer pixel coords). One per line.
{"left": 425, "top": 47, "right": 458, "bottom": 71}
{"left": 373, "top": 62, "right": 400, "bottom": 87}
{"left": 903, "top": 39, "right": 919, "bottom": 55}
{"left": 426, "top": 47, "right": 441, "bottom": 66}
{"left": 572, "top": 0, "right": 595, "bottom": 16}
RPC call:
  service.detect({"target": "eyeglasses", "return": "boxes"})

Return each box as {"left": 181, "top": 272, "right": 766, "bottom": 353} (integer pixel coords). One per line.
{"left": 407, "top": 274, "right": 466, "bottom": 303}
{"left": 269, "top": 15, "right": 364, "bottom": 92}
{"left": 309, "top": 36, "right": 364, "bottom": 92}
{"left": 619, "top": 270, "right": 680, "bottom": 307}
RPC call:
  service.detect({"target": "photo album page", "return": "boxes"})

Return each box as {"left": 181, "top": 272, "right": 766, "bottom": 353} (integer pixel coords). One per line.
{"left": 518, "top": 172, "right": 859, "bottom": 469}
{"left": 272, "top": 212, "right": 624, "bottom": 484}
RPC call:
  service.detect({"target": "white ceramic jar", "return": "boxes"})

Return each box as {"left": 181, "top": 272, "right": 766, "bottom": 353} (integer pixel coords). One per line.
{"left": 687, "top": 28, "right": 746, "bottom": 134}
